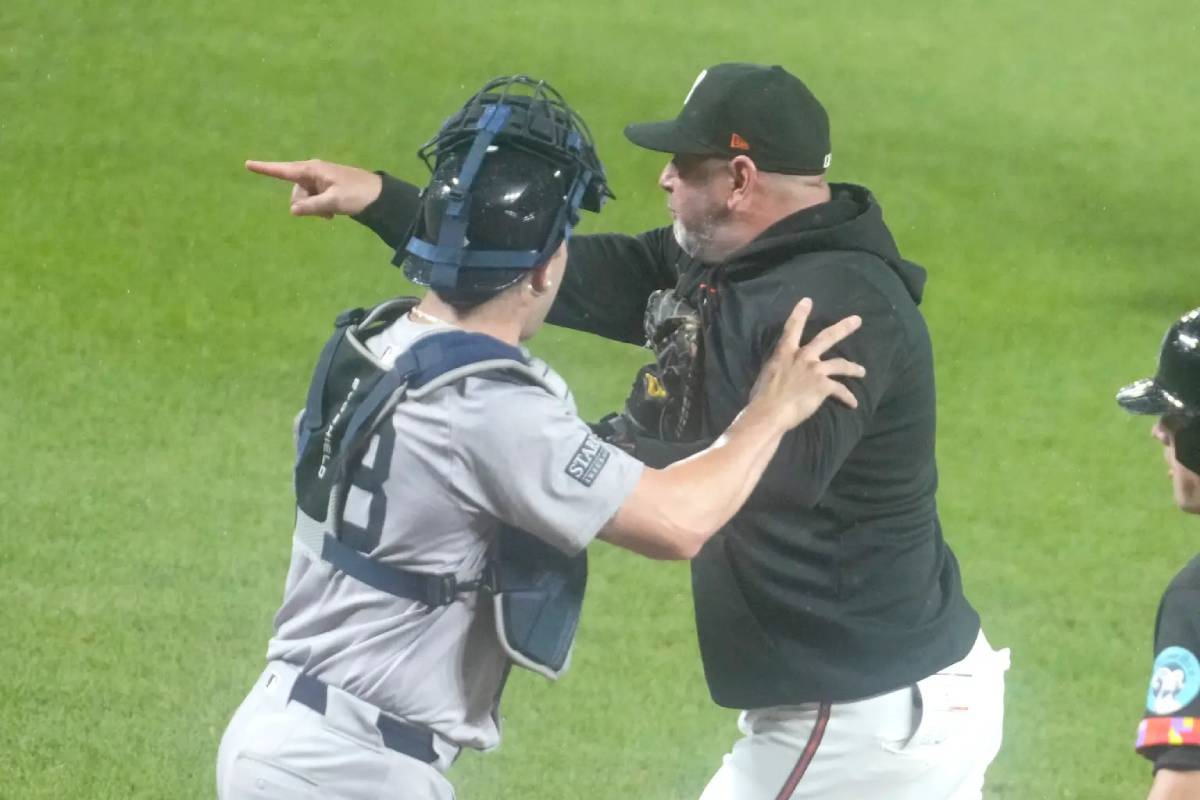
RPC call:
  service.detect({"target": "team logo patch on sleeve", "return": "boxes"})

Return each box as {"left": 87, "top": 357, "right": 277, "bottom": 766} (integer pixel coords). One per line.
{"left": 1147, "top": 646, "right": 1200, "bottom": 715}
{"left": 565, "top": 433, "right": 610, "bottom": 487}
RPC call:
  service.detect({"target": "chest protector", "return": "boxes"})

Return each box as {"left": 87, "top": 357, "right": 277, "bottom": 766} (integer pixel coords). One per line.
{"left": 292, "top": 297, "right": 585, "bottom": 680}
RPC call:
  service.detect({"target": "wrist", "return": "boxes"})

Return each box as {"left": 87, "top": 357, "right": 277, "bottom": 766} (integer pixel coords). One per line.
{"left": 363, "top": 170, "right": 383, "bottom": 207}
{"left": 733, "top": 401, "right": 788, "bottom": 440}
{"left": 350, "top": 171, "right": 391, "bottom": 223}
{"left": 349, "top": 170, "right": 384, "bottom": 215}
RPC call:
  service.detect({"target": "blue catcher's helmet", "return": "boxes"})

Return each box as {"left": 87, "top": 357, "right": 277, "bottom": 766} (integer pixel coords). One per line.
{"left": 396, "top": 76, "right": 612, "bottom": 306}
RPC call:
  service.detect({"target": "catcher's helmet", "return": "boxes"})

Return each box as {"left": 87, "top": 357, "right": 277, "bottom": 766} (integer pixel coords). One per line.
{"left": 396, "top": 75, "right": 611, "bottom": 306}
{"left": 1117, "top": 307, "right": 1200, "bottom": 473}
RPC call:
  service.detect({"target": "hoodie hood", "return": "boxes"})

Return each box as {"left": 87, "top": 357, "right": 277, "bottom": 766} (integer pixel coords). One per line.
{"left": 724, "top": 183, "right": 926, "bottom": 304}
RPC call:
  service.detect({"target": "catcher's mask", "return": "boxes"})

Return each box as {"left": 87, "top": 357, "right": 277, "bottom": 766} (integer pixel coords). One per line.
{"left": 1117, "top": 307, "right": 1200, "bottom": 473}
{"left": 397, "top": 75, "right": 612, "bottom": 305}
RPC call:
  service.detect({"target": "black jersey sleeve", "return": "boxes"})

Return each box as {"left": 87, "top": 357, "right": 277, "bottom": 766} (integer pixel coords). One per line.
{"left": 353, "top": 176, "right": 686, "bottom": 345}
{"left": 350, "top": 172, "right": 423, "bottom": 250}
{"left": 1137, "top": 557, "right": 1200, "bottom": 772}
{"left": 547, "top": 228, "right": 685, "bottom": 345}
{"left": 745, "top": 272, "right": 903, "bottom": 509}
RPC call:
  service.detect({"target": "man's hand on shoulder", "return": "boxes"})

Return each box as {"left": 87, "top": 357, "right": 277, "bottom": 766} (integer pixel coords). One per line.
{"left": 748, "top": 298, "right": 864, "bottom": 430}
{"left": 245, "top": 159, "right": 382, "bottom": 219}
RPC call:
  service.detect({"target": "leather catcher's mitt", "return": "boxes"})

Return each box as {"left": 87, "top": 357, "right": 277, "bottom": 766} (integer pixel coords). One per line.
{"left": 620, "top": 289, "right": 704, "bottom": 443}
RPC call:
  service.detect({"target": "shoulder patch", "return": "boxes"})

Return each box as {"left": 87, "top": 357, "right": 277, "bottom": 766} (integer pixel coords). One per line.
{"left": 565, "top": 433, "right": 610, "bottom": 487}
{"left": 1148, "top": 646, "right": 1200, "bottom": 715}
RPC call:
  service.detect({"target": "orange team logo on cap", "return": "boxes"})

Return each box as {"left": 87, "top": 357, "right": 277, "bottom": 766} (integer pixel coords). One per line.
{"left": 729, "top": 133, "right": 750, "bottom": 151}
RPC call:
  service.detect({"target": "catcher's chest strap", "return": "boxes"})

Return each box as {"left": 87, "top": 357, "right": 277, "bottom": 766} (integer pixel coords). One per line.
{"left": 319, "top": 532, "right": 487, "bottom": 608}
{"left": 295, "top": 307, "right": 554, "bottom": 608}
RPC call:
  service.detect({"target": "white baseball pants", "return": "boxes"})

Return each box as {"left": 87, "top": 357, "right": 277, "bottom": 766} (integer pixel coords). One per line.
{"left": 698, "top": 631, "right": 1009, "bottom": 800}
{"left": 216, "top": 662, "right": 456, "bottom": 800}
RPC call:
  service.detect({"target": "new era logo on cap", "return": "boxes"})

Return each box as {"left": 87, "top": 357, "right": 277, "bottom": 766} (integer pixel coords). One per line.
{"left": 730, "top": 133, "right": 750, "bottom": 151}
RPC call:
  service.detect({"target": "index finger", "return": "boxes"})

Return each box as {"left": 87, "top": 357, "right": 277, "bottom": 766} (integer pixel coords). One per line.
{"left": 801, "top": 314, "right": 863, "bottom": 358}
{"left": 245, "top": 159, "right": 310, "bottom": 183}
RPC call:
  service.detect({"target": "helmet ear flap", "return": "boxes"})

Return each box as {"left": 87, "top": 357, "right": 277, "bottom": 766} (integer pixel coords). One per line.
{"left": 578, "top": 157, "right": 609, "bottom": 213}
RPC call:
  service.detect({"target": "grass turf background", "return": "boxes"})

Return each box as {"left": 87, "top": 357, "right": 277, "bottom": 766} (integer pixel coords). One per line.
{"left": 3, "top": 1, "right": 1198, "bottom": 797}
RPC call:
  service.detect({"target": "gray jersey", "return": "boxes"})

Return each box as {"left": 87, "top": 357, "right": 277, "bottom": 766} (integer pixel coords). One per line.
{"left": 267, "top": 315, "right": 643, "bottom": 750}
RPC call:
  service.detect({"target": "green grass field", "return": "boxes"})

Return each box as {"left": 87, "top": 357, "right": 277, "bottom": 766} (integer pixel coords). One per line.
{"left": 4, "top": 1, "right": 1199, "bottom": 797}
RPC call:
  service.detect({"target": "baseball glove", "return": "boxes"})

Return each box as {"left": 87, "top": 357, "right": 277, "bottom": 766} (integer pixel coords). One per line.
{"left": 619, "top": 289, "right": 705, "bottom": 443}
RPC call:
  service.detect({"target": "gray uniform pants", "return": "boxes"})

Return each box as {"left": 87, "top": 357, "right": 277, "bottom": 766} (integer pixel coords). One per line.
{"left": 217, "top": 662, "right": 456, "bottom": 800}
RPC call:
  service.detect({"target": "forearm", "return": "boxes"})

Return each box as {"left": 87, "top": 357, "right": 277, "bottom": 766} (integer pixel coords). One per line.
{"left": 660, "top": 405, "right": 786, "bottom": 535}
{"left": 601, "top": 403, "right": 786, "bottom": 559}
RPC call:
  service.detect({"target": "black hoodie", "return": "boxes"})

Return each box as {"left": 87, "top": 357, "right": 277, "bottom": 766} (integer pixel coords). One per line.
{"left": 356, "top": 178, "right": 980, "bottom": 707}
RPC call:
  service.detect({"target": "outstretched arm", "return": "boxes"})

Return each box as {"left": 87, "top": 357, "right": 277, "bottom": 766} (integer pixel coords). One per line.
{"left": 245, "top": 159, "right": 388, "bottom": 218}
{"left": 246, "top": 157, "right": 688, "bottom": 344}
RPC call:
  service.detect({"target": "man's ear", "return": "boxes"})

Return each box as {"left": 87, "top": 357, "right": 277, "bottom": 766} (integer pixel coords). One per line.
{"left": 728, "top": 155, "right": 758, "bottom": 210}
{"left": 528, "top": 261, "right": 554, "bottom": 296}
{"left": 529, "top": 241, "right": 567, "bottom": 295}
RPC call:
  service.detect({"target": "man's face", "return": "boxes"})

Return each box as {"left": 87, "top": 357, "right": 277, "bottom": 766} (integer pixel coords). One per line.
{"left": 1152, "top": 415, "right": 1200, "bottom": 513}
{"left": 658, "top": 154, "right": 733, "bottom": 261}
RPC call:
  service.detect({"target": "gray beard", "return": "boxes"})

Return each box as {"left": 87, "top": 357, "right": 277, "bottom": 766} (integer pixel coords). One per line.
{"left": 673, "top": 218, "right": 711, "bottom": 261}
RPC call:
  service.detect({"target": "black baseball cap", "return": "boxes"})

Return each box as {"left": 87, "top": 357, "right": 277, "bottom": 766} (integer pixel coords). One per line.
{"left": 1117, "top": 308, "right": 1200, "bottom": 417}
{"left": 624, "top": 63, "right": 831, "bottom": 175}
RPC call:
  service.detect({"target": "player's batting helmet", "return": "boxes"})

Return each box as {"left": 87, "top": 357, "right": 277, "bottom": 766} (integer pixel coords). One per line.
{"left": 396, "top": 75, "right": 611, "bottom": 306}
{"left": 1118, "top": 308, "right": 1200, "bottom": 473}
